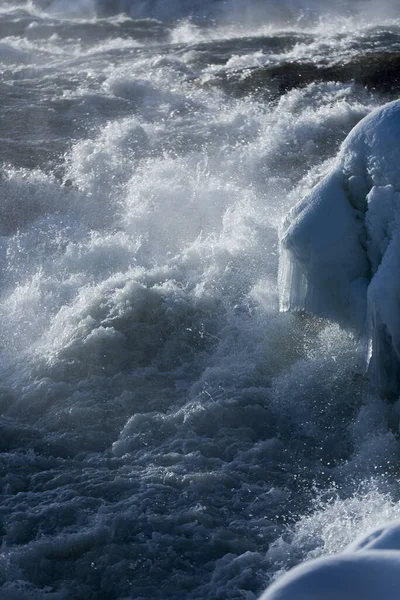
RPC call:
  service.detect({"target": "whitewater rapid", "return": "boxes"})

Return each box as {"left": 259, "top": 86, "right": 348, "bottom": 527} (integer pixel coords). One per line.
{"left": 1, "top": 2, "right": 400, "bottom": 599}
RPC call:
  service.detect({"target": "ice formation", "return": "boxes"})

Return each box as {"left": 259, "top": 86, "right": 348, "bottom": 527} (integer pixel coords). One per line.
{"left": 279, "top": 100, "right": 400, "bottom": 397}
{"left": 258, "top": 522, "right": 400, "bottom": 600}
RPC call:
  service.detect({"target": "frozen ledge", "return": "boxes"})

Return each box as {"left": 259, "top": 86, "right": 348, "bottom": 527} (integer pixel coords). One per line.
{"left": 279, "top": 99, "right": 400, "bottom": 397}
{"left": 258, "top": 522, "right": 400, "bottom": 600}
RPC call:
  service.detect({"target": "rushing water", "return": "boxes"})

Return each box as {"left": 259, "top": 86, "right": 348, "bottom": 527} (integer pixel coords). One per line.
{"left": 2, "top": 1, "right": 400, "bottom": 599}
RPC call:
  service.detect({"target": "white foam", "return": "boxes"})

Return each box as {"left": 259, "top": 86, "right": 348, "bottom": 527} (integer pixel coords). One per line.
{"left": 0, "top": 6, "right": 399, "bottom": 599}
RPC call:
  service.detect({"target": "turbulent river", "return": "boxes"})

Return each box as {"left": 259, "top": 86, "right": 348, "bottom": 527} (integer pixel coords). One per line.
{"left": 2, "top": 1, "right": 400, "bottom": 599}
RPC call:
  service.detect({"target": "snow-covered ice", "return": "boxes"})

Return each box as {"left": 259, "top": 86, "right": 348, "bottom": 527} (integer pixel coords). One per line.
{"left": 258, "top": 522, "right": 400, "bottom": 600}
{"left": 279, "top": 100, "right": 400, "bottom": 397}
{"left": 274, "top": 98, "right": 400, "bottom": 600}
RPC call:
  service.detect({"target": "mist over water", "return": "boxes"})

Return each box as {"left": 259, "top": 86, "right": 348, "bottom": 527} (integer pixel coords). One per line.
{"left": 26, "top": 0, "right": 400, "bottom": 24}
{"left": 1, "top": 1, "right": 400, "bottom": 599}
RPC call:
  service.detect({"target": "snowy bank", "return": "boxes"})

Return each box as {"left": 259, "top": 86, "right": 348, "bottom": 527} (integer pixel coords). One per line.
{"left": 258, "top": 522, "right": 400, "bottom": 600}
{"left": 279, "top": 99, "right": 400, "bottom": 396}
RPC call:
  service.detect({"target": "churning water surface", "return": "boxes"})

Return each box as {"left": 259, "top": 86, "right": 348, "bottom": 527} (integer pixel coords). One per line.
{"left": 2, "top": 1, "right": 400, "bottom": 599}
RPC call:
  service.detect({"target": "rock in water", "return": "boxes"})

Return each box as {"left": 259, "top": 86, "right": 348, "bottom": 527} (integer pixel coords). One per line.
{"left": 279, "top": 100, "right": 400, "bottom": 397}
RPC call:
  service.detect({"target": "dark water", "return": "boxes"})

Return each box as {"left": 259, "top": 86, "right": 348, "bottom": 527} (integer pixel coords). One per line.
{"left": 1, "top": 2, "right": 400, "bottom": 599}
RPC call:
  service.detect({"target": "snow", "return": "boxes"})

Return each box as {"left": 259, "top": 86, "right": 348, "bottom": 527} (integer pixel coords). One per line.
{"left": 273, "top": 97, "right": 400, "bottom": 600}
{"left": 259, "top": 522, "right": 400, "bottom": 600}
{"left": 279, "top": 99, "right": 400, "bottom": 396}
